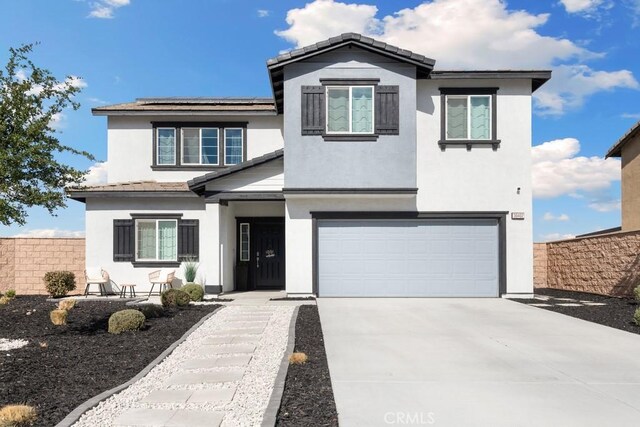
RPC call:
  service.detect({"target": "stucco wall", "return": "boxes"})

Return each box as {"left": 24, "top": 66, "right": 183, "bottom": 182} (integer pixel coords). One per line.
{"left": 621, "top": 134, "right": 640, "bottom": 231}
{"left": 541, "top": 231, "right": 640, "bottom": 296}
{"left": 106, "top": 114, "right": 284, "bottom": 183}
{"left": 0, "top": 238, "right": 86, "bottom": 295}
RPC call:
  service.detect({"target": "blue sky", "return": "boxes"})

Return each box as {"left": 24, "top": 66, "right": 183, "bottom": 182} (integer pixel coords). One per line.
{"left": 0, "top": 0, "right": 638, "bottom": 241}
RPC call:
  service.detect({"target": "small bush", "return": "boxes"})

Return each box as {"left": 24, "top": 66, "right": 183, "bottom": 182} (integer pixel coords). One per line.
{"left": 4, "top": 290, "right": 16, "bottom": 299}
{"left": 181, "top": 284, "right": 204, "bottom": 302}
{"left": 0, "top": 297, "right": 10, "bottom": 306}
{"left": 289, "top": 352, "right": 309, "bottom": 365}
{"left": 634, "top": 285, "right": 640, "bottom": 302}
{"left": 0, "top": 404, "right": 37, "bottom": 427}
{"left": 161, "top": 289, "right": 190, "bottom": 308}
{"left": 50, "top": 309, "right": 68, "bottom": 326}
{"left": 137, "top": 304, "right": 165, "bottom": 319}
{"left": 57, "top": 299, "right": 76, "bottom": 311}
{"left": 183, "top": 258, "right": 199, "bottom": 283}
{"left": 43, "top": 271, "right": 76, "bottom": 298}
{"left": 108, "top": 309, "right": 146, "bottom": 334}
{"left": 634, "top": 308, "right": 640, "bottom": 326}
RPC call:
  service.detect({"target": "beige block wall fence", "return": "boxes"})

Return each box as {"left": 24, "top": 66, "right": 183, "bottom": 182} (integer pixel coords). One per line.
{"left": 534, "top": 230, "right": 640, "bottom": 297}
{"left": 1, "top": 232, "right": 639, "bottom": 297}
{"left": 0, "top": 238, "right": 85, "bottom": 295}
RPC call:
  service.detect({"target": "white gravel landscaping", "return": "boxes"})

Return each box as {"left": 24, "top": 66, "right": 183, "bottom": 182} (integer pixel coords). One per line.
{"left": 72, "top": 305, "right": 295, "bottom": 427}
{"left": 0, "top": 338, "right": 28, "bottom": 352}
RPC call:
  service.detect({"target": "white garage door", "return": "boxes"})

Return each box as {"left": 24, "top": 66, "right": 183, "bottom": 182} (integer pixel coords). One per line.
{"left": 318, "top": 219, "right": 499, "bottom": 297}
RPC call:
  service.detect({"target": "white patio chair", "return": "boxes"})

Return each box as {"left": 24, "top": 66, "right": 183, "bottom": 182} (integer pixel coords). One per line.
{"left": 84, "top": 267, "right": 110, "bottom": 297}
{"left": 148, "top": 269, "right": 175, "bottom": 297}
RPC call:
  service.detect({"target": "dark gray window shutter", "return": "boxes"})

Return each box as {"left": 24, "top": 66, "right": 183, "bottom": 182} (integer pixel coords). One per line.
{"left": 375, "top": 85, "right": 399, "bottom": 135}
{"left": 301, "top": 85, "right": 325, "bottom": 135}
{"left": 178, "top": 219, "right": 199, "bottom": 261}
{"left": 113, "top": 219, "right": 134, "bottom": 262}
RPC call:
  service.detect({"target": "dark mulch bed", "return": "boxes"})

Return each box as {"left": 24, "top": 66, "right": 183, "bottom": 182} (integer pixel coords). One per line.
{"left": 270, "top": 297, "right": 316, "bottom": 301}
{"left": 205, "top": 297, "right": 234, "bottom": 302}
{"left": 0, "top": 296, "right": 219, "bottom": 427}
{"left": 276, "top": 305, "right": 338, "bottom": 426}
{"left": 517, "top": 288, "right": 640, "bottom": 334}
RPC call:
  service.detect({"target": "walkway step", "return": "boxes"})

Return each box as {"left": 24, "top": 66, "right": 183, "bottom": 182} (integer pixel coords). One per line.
{"left": 181, "top": 356, "right": 251, "bottom": 369}
{"left": 166, "top": 370, "right": 244, "bottom": 385}
{"left": 115, "top": 408, "right": 174, "bottom": 426}
{"left": 195, "top": 344, "right": 256, "bottom": 356}
{"left": 212, "top": 328, "right": 264, "bottom": 335}
{"left": 141, "top": 389, "right": 192, "bottom": 404}
{"left": 166, "top": 410, "right": 225, "bottom": 427}
{"left": 188, "top": 388, "right": 236, "bottom": 404}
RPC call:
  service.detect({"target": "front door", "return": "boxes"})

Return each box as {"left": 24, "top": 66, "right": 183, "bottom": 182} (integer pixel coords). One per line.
{"left": 238, "top": 218, "right": 285, "bottom": 290}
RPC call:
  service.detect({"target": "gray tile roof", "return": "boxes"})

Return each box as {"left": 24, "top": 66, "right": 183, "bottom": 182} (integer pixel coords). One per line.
{"left": 69, "top": 181, "right": 190, "bottom": 192}
{"left": 92, "top": 97, "right": 276, "bottom": 115}
{"left": 267, "top": 32, "right": 436, "bottom": 68}
{"left": 188, "top": 149, "right": 284, "bottom": 192}
{"left": 606, "top": 120, "right": 640, "bottom": 158}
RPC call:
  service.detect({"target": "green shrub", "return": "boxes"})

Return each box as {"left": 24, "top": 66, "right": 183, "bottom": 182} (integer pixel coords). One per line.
{"left": 181, "top": 284, "right": 204, "bottom": 302}
{"left": 137, "top": 304, "right": 165, "bottom": 319}
{"left": 43, "top": 271, "right": 76, "bottom": 298}
{"left": 634, "top": 285, "right": 640, "bottom": 302}
{"left": 0, "top": 296, "right": 10, "bottom": 306}
{"left": 634, "top": 308, "right": 640, "bottom": 326}
{"left": 4, "top": 290, "right": 16, "bottom": 299}
{"left": 160, "top": 289, "right": 190, "bottom": 308}
{"left": 108, "top": 309, "right": 146, "bottom": 334}
{"left": 183, "top": 258, "right": 199, "bottom": 283}
{"left": 50, "top": 309, "right": 68, "bottom": 326}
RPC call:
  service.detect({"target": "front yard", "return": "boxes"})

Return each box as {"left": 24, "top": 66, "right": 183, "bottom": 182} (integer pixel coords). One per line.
{"left": 516, "top": 288, "right": 640, "bottom": 334}
{"left": 0, "top": 296, "right": 219, "bottom": 427}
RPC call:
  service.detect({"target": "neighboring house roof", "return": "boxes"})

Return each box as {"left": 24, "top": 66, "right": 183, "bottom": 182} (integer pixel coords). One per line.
{"left": 267, "top": 32, "right": 437, "bottom": 113}
{"left": 92, "top": 97, "right": 277, "bottom": 116}
{"left": 68, "top": 181, "right": 192, "bottom": 202}
{"left": 188, "top": 149, "right": 284, "bottom": 193}
{"left": 606, "top": 120, "right": 640, "bottom": 158}
{"left": 431, "top": 70, "right": 551, "bottom": 92}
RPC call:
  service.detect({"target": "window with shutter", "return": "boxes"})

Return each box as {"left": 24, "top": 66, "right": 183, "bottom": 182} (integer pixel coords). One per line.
{"left": 113, "top": 219, "right": 134, "bottom": 262}
{"left": 375, "top": 85, "right": 399, "bottom": 135}
{"left": 178, "top": 219, "right": 199, "bottom": 261}
{"left": 301, "top": 86, "right": 325, "bottom": 135}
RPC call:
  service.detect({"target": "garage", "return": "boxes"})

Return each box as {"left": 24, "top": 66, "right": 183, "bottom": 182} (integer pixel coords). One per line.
{"left": 317, "top": 218, "right": 500, "bottom": 297}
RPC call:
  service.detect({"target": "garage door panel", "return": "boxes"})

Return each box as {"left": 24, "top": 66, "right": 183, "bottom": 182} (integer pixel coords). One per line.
{"left": 318, "top": 219, "right": 499, "bottom": 297}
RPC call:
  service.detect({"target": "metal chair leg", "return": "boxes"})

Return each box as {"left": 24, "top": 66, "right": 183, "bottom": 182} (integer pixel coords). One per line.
{"left": 84, "top": 284, "right": 90, "bottom": 297}
{"left": 148, "top": 284, "right": 155, "bottom": 298}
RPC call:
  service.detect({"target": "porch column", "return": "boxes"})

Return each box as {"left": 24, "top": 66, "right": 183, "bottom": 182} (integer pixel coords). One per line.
{"left": 204, "top": 202, "right": 222, "bottom": 293}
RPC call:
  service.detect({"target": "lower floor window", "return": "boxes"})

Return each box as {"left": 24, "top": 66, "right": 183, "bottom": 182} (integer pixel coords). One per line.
{"left": 136, "top": 219, "right": 177, "bottom": 261}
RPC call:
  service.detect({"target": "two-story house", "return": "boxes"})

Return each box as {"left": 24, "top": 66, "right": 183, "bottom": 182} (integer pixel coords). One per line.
{"left": 606, "top": 120, "right": 640, "bottom": 231}
{"left": 69, "top": 33, "right": 550, "bottom": 297}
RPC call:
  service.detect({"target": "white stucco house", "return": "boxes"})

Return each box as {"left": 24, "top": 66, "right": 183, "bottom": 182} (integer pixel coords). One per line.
{"left": 69, "top": 33, "right": 550, "bottom": 297}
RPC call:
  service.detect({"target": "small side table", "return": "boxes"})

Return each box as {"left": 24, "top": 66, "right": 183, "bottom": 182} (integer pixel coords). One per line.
{"left": 120, "top": 284, "right": 137, "bottom": 298}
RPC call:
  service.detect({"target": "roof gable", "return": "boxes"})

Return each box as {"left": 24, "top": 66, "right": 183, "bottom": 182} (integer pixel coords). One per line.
{"left": 606, "top": 120, "right": 640, "bottom": 158}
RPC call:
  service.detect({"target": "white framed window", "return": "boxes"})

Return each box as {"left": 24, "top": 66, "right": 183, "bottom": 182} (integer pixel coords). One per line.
{"left": 239, "top": 223, "right": 250, "bottom": 261}
{"left": 445, "top": 95, "right": 491, "bottom": 140}
{"left": 135, "top": 219, "right": 178, "bottom": 261}
{"left": 326, "top": 86, "right": 374, "bottom": 134}
{"left": 181, "top": 128, "right": 219, "bottom": 165}
{"left": 156, "top": 128, "right": 176, "bottom": 165}
{"left": 224, "top": 128, "right": 243, "bottom": 165}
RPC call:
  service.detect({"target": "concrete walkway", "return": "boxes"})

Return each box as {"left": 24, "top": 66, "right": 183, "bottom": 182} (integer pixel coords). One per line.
{"left": 318, "top": 298, "right": 640, "bottom": 427}
{"left": 73, "top": 303, "right": 299, "bottom": 427}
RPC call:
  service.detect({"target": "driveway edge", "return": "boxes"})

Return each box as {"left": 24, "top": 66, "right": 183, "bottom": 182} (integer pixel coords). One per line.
{"left": 55, "top": 306, "right": 225, "bottom": 427}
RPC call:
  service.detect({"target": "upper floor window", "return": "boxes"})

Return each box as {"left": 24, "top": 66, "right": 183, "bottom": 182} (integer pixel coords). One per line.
{"left": 446, "top": 95, "right": 491, "bottom": 140}
{"left": 152, "top": 122, "right": 246, "bottom": 169}
{"left": 439, "top": 88, "right": 499, "bottom": 150}
{"left": 326, "top": 86, "right": 374, "bottom": 134}
{"left": 157, "top": 128, "right": 176, "bottom": 165}
{"left": 224, "top": 128, "right": 243, "bottom": 165}
{"left": 182, "top": 128, "right": 219, "bottom": 165}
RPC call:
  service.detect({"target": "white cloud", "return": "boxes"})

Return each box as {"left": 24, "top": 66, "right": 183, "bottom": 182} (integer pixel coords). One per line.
{"left": 532, "top": 138, "right": 620, "bottom": 198}
{"left": 622, "top": 112, "right": 640, "bottom": 119}
{"left": 258, "top": 9, "right": 270, "bottom": 18}
{"left": 83, "top": 162, "right": 108, "bottom": 185}
{"left": 543, "top": 212, "right": 570, "bottom": 221}
{"left": 88, "top": 97, "right": 108, "bottom": 105}
{"left": 13, "top": 229, "right": 85, "bottom": 238}
{"left": 49, "top": 112, "right": 66, "bottom": 129}
{"left": 88, "top": 0, "right": 130, "bottom": 19}
{"left": 540, "top": 232, "right": 575, "bottom": 241}
{"left": 588, "top": 198, "right": 621, "bottom": 212}
{"left": 560, "top": 0, "right": 603, "bottom": 13}
{"left": 275, "top": 0, "right": 638, "bottom": 115}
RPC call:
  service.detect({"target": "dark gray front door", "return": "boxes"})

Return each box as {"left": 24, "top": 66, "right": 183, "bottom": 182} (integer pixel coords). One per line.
{"left": 252, "top": 220, "right": 285, "bottom": 290}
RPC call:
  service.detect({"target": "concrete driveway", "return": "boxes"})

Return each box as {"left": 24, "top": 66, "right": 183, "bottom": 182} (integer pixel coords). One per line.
{"left": 318, "top": 298, "right": 640, "bottom": 427}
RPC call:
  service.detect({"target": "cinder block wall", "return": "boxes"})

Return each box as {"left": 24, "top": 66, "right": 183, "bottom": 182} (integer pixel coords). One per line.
{"left": 540, "top": 230, "right": 640, "bottom": 297}
{"left": 533, "top": 243, "right": 548, "bottom": 288}
{"left": 0, "top": 238, "right": 86, "bottom": 295}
